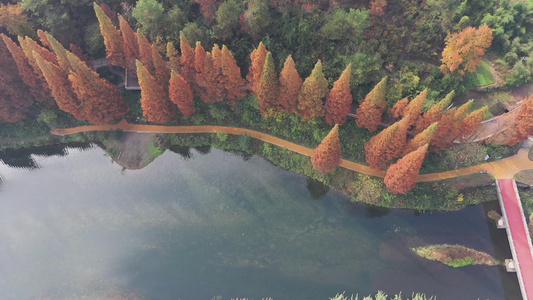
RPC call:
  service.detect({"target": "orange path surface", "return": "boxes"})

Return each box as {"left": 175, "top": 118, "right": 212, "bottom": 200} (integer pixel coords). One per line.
{"left": 498, "top": 179, "right": 533, "bottom": 300}
{"left": 51, "top": 120, "right": 533, "bottom": 181}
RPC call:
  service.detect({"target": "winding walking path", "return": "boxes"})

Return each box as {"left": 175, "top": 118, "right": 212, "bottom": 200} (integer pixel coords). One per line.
{"left": 52, "top": 120, "right": 533, "bottom": 299}
{"left": 51, "top": 119, "right": 533, "bottom": 181}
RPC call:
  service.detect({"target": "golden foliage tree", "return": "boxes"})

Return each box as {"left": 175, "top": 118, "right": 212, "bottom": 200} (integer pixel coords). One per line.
{"left": 356, "top": 76, "right": 387, "bottom": 132}
{"left": 45, "top": 33, "right": 71, "bottom": 71}
{"left": 440, "top": 25, "right": 493, "bottom": 75}
{"left": 415, "top": 91, "right": 454, "bottom": 134}
{"left": 166, "top": 42, "right": 180, "bottom": 72}
{"left": 384, "top": 144, "right": 428, "bottom": 194}
{"left": 94, "top": 2, "right": 124, "bottom": 67}
{"left": 19, "top": 36, "right": 57, "bottom": 67}
{"left": 325, "top": 64, "right": 352, "bottom": 126}
{"left": 278, "top": 55, "right": 302, "bottom": 113}
{"left": 460, "top": 106, "right": 487, "bottom": 140}
{"left": 404, "top": 122, "right": 438, "bottom": 155}
{"left": 298, "top": 75, "right": 324, "bottom": 120}
{"left": 312, "top": 124, "right": 341, "bottom": 174}
{"left": 257, "top": 52, "right": 278, "bottom": 115}
{"left": 402, "top": 89, "right": 427, "bottom": 127}
{"left": 311, "top": 59, "right": 329, "bottom": 100}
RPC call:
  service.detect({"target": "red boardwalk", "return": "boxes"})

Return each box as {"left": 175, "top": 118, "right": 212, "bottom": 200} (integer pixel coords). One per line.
{"left": 498, "top": 179, "right": 533, "bottom": 300}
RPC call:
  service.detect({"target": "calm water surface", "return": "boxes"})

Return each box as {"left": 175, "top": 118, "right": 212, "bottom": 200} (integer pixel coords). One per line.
{"left": 0, "top": 144, "right": 521, "bottom": 300}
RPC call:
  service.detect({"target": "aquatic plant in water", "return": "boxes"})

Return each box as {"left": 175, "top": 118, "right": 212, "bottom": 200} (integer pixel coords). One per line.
{"left": 330, "top": 291, "right": 435, "bottom": 300}
{"left": 412, "top": 244, "right": 498, "bottom": 267}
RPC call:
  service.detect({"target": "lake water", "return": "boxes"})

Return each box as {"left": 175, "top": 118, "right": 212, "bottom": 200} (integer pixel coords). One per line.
{"left": 0, "top": 143, "right": 522, "bottom": 300}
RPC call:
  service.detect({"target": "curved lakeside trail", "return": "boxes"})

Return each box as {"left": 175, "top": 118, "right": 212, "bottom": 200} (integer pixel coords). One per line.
{"left": 51, "top": 119, "right": 533, "bottom": 182}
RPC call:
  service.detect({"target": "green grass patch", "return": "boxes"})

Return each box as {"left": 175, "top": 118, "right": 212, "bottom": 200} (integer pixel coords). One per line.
{"left": 467, "top": 60, "right": 495, "bottom": 87}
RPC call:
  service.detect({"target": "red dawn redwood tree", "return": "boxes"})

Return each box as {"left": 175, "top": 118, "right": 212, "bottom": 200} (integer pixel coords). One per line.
{"left": 511, "top": 96, "right": 533, "bottom": 143}
{"left": 194, "top": 41, "right": 207, "bottom": 87}
{"left": 356, "top": 76, "right": 387, "bottom": 132}
{"left": 180, "top": 32, "right": 195, "bottom": 84}
{"left": 312, "top": 124, "right": 341, "bottom": 174}
{"left": 33, "top": 51, "right": 85, "bottom": 120}
{"left": 1, "top": 34, "right": 51, "bottom": 103}
{"left": 441, "top": 25, "right": 493, "bottom": 75}
{"left": 278, "top": 55, "right": 302, "bottom": 113}
{"left": 136, "top": 60, "right": 176, "bottom": 123}
{"left": 431, "top": 107, "right": 457, "bottom": 152}
{"left": 445, "top": 99, "right": 473, "bottom": 142}
{"left": 19, "top": 36, "right": 57, "bottom": 67}
{"left": 402, "top": 89, "right": 427, "bottom": 128}
{"left": 137, "top": 30, "right": 153, "bottom": 73}
{"left": 199, "top": 52, "right": 225, "bottom": 103}
{"left": 385, "top": 114, "right": 410, "bottom": 161}
{"left": 0, "top": 37, "right": 32, "bottom": 122}
{"left": 66, "top": 52, "right": 128, "bottom": 124}
{"left": 415, "top": 91, "right": 454, "bottom": 134}
{"left": 169, "top": 70, "right": 195, "bottom": 116}
{"left": 364, "top": 121, "right": 399, "bottom": 170}
{"left": 257, "top": 52, "right": 279, "bottom": 115}
{"left": 390, "top": 97, "right": 408, "bottom": 119}
{"left": 194, "top": 0, "right": 221, "bottom": 20}
{"left": 37, "top": 29, "right": 52, "bottom": 50}
{"left": 119, "top": 14, "right": 139, "bottom": 72}
{"left": 298, "top": 75, "right": 324, "bottom": 120}
{"left": 384, "top": 144, "right": 429, "bottom": 194}
{"left": 247, "top": 41, "right": 268, "bottom": 95}
{"left": 404, "top": 122, "right": 438, "bottom": 155}
{"left": 460, "top": 106, "right": 487, "bottom": 140}
{"left": 69, "top": 44, "right": 90, "bottom": 66}
{"left": 152, "top": 45, "right": 170, "bottom": 83}
{"left": 325, "top": 64, "right": 352, "bottom": 126}
{"left": 220, "top": 45, "right": 246, "bottom": 104}
{"left": 166, "top": 42, "right": 180, "bottom": 72}
{"left": 46, "top": 33, "right": 71, "bottom": 71}
{"left": 94, "top": 2, "right": 124, "bottom": 67}
{"left": 311, "top": 59, "right": 329, "bottom": 100}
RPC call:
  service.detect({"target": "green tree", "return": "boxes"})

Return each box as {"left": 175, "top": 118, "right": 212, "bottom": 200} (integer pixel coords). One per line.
{"left": 241, "top": 0, "right": 271, "bottom": 40}
{"left": 321, "top": 8, "right": 370, "bottom": 41}
{"left": 132, "top": 0, "right": 165, "bottom": 38}
{"left": 214, "top": 0, "right": 242, "bottom": 40}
